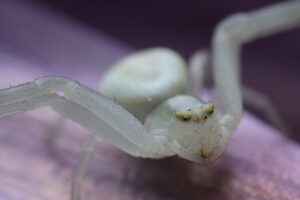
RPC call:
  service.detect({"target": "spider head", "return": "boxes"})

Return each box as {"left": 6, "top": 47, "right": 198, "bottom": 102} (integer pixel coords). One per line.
{"left": 145, "top": 95, "right": 224, "bottom": 164}
{"left": 172, "top": 101, "right": 222, "bottom": 162}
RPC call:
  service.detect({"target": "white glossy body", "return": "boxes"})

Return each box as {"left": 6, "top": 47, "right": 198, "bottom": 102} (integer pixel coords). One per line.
{"left": 100, "top": 48, "right": 187, "bottom": 121}
{"left": 99, "top": 47, "right": 227, "bottom": 163}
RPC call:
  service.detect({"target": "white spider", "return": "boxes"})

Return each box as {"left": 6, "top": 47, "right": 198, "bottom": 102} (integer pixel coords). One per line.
{"left": 0, "top": 1, "right": 300, "bottom": 200}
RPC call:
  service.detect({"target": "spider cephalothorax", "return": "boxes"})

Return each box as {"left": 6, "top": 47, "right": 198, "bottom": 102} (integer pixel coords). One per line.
{"left": 143, "top": 95, "right": 222, "bottom": 164}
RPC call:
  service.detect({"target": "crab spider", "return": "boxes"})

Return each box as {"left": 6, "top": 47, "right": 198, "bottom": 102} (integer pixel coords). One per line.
{"left": 0, "top": 1, "right": 300, "bottom": 200}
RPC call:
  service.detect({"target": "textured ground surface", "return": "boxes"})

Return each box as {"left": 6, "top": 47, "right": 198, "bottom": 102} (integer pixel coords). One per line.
{"left": 0, "top": 1, "right": 300, "bottom": 200}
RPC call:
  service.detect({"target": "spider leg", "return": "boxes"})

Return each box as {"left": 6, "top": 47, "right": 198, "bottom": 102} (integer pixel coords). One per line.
{"left": 212, "top": 0, "right": 300, "bottom": 133}
{"left": 1, "top": 92, "right": 165, "bottom": 200}
{"left": 0, "top": 93, "right": 148, "bottom": 156}
{"left": 71, "top": 133, "right": 97, "bottom": 200}
{"left": 0, "top": 77, "right": 167, "bottom": 158}
{"left": 187, "top": 50, "right": 209, "bottom": 96}
{"left": 242, "top": 87, "right": 292, "bottom": 137}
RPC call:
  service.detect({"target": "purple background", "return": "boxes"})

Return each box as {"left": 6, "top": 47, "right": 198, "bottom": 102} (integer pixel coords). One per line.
{"left": 36, "top": 0, "right": 300, "bottom": 139}
{"left": 2, "top": 0, "right": 300, "bottom": 139}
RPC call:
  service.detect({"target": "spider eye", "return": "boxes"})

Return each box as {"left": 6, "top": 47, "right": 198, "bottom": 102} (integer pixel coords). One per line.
{"left": 175, "top": 112, "right": 191, "bottom": 122}
{"left": 206, "top": 110, "right": 213, "bottom": 115}
{"left": 182, "top": 114, "right": 191, "bottom": 121}
{"left": 205, "top": 104, "right": 214, "bottom": 115}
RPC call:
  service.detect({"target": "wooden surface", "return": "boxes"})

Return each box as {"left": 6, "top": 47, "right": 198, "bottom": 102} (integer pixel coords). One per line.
{"left": 1, "top": 1, "right": 300, "bottom": 200}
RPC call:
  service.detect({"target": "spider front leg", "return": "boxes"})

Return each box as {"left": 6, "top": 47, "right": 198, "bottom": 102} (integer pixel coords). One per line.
{"left": 0, "top": 76, "right": 166, "bottom": 157}
{"left": 212, "top": 0, "right": 300, "bottom": 133}
{"left": 0, "top": 76, "right": 171, "bottom": 200}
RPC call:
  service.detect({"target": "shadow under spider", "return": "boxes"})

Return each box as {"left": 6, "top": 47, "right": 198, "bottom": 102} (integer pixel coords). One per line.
{"left": 91, "top": 152, "right": 236, "bottom": 200}
{"left": 43, "top": 122, "right": 237, "bottom": 200}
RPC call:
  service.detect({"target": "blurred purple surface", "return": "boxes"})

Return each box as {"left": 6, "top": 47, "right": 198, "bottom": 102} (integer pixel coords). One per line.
{"left": 1, "top": 1, "right": 300, "bottom": 200}
{"left": 2, "top": 0, "right": 300, "bottom": 139}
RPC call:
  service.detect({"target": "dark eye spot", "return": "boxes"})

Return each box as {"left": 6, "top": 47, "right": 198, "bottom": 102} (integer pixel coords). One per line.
{"left": 207, "top": 110, "right": 213, "bottom": 115}
{"left": 182, "top": 114, "right": 191, "bottom": 122}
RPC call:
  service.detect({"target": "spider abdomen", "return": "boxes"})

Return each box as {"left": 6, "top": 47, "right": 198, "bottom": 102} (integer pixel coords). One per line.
{"left": 100, "top": 48, "right": 187, "bottom": 121}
